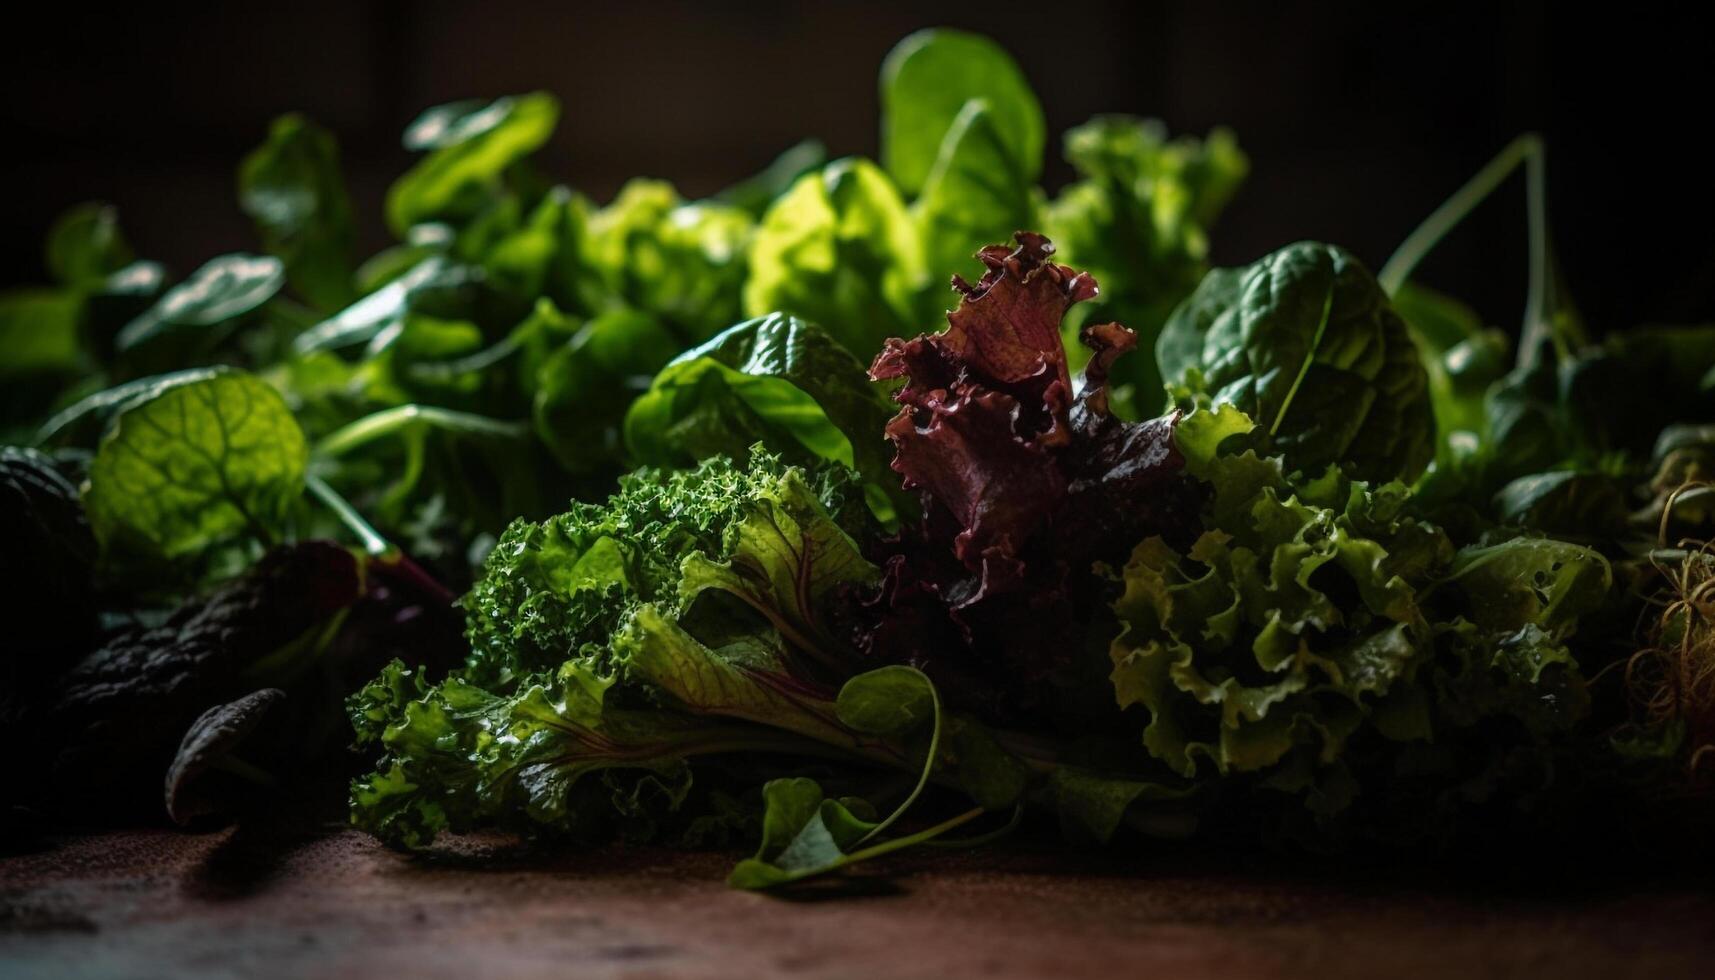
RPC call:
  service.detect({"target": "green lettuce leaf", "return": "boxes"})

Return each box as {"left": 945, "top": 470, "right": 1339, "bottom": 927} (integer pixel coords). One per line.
{"left": 586, "top": 180, "right": 753, "bottom": 343}
{"left": 1045, "top": 116, "right": 1247, "bottom": 411}
{"left": 386, "top": 93, "right": 560, "bottom": 236}
{"left": 82, "top": 369, "right": 308, "bottom": 562}
{"left": 743, "top": 159, "right": 926, "bottom": 355}
{"left": 1108, "top": 404, "right": 1439, "bottom": 779}
{"left": 880, "top": 29, "right": 1044, "bottom": 198}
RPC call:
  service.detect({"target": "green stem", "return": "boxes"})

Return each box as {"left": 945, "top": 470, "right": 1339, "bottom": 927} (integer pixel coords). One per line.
{"left": 305, "top": 474, "right": 391, "bottom": 556}
{"left": 314, "top": 404, "right": 526, "bottom": 458}
{"left": 1378, "top": 134, "right": 1542, "bottom": 296}
{"left": 922, "top": 803, "right": 1024, "bottom": 849}
{"left": 839, "top": 806, "right": 987, "bottom": 867}
{"left": 1521, "top": 143, "right": 1551, "bottom": 361}
{"left": 855, "top": 669, "right": 942, "bottom": 847}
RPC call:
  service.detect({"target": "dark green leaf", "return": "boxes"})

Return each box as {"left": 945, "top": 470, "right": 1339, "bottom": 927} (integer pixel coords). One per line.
{"left": 535, "top": 307, "right": 680, "bottom": 473}
{"left": 1159, "top": 242, "right": 1435, "bottom": 483}
{"left": 46, "top": 202, "right": 134, "bottom": 290}
{"left": 1491, "top": 471, "right": 1628, "bottom": 541}
{"left": 115, "top": 254, "right": 286, "bottom": 359}
{"left": 239, "top": 113, "right": 357, "bottom": 310}
{"left": 624, "top": 313, "right": 904, "bottom": 512}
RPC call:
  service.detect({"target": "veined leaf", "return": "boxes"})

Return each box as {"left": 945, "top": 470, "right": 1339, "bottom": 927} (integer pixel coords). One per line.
{"left": 83, "top": 370, "right": 308, "bottom": 561}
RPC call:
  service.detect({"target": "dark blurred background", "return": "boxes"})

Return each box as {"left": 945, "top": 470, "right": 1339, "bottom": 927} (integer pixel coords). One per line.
{"left": 3, "top": 1, "right": 1711, "bottom": 333}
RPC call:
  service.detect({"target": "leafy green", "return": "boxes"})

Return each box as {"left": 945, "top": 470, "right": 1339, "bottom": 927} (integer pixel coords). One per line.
{"left": 534, "top": 306, "right": 680, "bottom": 473}
{"left": 8, "top": 27, "right": 1709, "bottom": 884}
{"left": 239, "top": 113, "right": 357, "bottom": 310}
{"left": 46, "top": 201, "right": 135, "bottom": 289}
{"left": 880, "top": 28, "right": 1044, "bottom": 198}
{"left": 1045, "top": 116, "right": 1247, "bottom": 411}
{"left": 386, "top": 92, "right": 560, "bottom": 236}
{"left": 351, "top": 450, "right": 896, "bottom": 848}
{"left": 459, "top": 449, "right": 869, "bottom": 685}
{"left": 744, "top": 158, "right": 926, "bottom": 353}
{"left": 1158, "top": 242, "right": 1435, "bottom": 483}
{"left": 1109, "top": 404, "right": 1436, "bottom": 779}
{"left": 115, "top": 253, "right": 287, "bottom": 367}
{"left": 292, "top": 256, "right": 480, "bottom": 355}
{"left": 913, "top": 99, "right": 1038, "bottom": 289}
{"left": 717, "top": 140, "right": 829, "bottom": 218}
{"left": 624, "top": 313, "right": 904, "bottom": 514}
{"left": 83, "top": 370, "right": 308, "bottom": 562}
{"left": 586, "top": 180, "right": 753, "bottom": 343}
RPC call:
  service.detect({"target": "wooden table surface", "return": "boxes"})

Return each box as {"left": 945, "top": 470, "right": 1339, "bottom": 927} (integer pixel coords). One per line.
{"left": 4, "top": 824, "right": 1713, "bottom": 980}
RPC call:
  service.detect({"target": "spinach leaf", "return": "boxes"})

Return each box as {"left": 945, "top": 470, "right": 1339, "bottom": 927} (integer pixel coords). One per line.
{"left": 292, "top": 256, "right": 481, "bottom": 354}
{"left": 880, "top": 28, "right": 1044, "bottom": 198}
{"left": 1158, "top": 242, "right": 1435, "bottom": 483}
{"left": 913, "top": 99, "right": 1038, "bottom": 297}
{"left": 386, "top": 92, "right": 560, "bottom": 236}
{"left": 1491, "top": 471, "right": 1628, "bottom": 541}
{"left": 239, "top": 113, "right": 357, "bottom": 310}
{"left": 1562, "top": 325, "right": 1715, "bottom": 459}
{"left": 83, "top": 370, "right": 308, "bottom": 561}
{"left": 534, "top": 307, "right": 681, "bottom": 473}
{"left": 624, "top": 313, "right": 903, "bottom": 513}
{"left": 115, "top": 254, "right": 287, "bottom": 366}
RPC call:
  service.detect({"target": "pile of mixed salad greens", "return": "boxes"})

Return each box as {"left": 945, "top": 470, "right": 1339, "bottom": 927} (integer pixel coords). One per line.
{"left": 4, "top": 30, "right": 1713, "bottom": 887}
